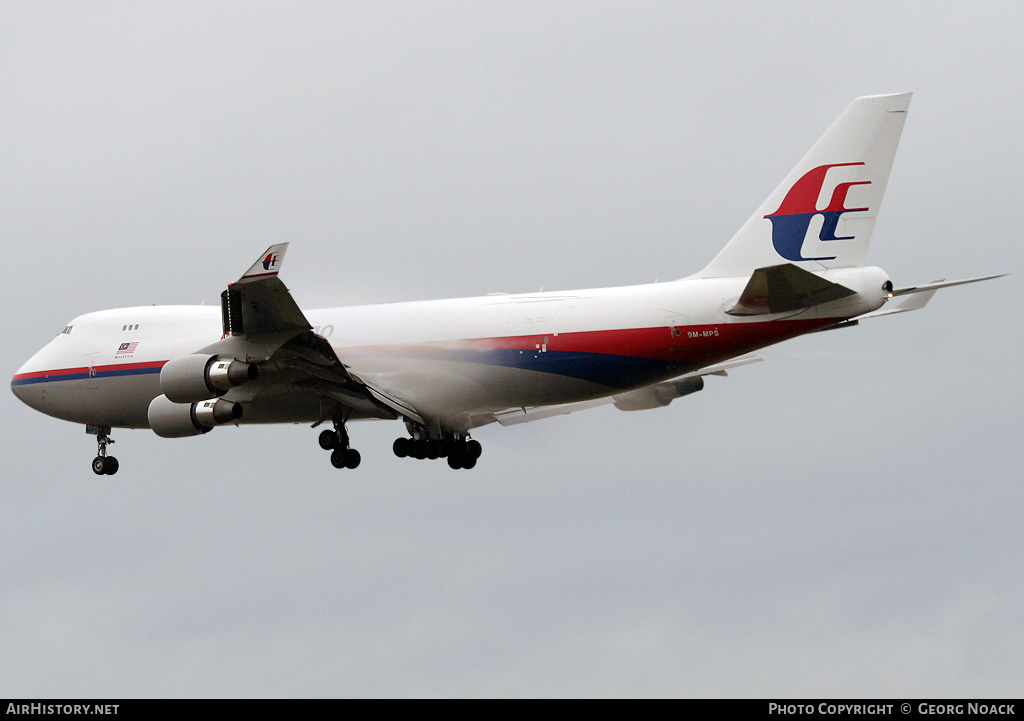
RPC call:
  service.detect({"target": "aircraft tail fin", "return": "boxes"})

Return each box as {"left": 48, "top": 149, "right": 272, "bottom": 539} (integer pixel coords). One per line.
{"left": 696, "top": 93, "right": 911, "bottom": 279}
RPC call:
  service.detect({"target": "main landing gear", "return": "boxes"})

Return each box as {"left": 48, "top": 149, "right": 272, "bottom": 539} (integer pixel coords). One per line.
{"left": 87, "top": 425, "right": 119, "bottom": 475}
{"left": 317, "top": 421, "right": 361, "bottom": 470}
{"left": 392, "top": 434, "right": 482, "bottom": 470}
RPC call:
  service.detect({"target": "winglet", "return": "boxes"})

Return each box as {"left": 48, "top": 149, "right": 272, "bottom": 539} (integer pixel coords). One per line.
{"left": 239, "top": 243, "right": 289, "bottom": 282}
{"left": 220, "top": 243, "right": 309, "bottom": 338}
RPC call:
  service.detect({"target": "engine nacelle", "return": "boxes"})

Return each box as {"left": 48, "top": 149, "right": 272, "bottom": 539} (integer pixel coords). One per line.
{"left": 148, "top": 394, "right": 244, "bottom": 438}
{"left": 613, "top": 376, "right": 705, "bottom": 411}
{"left": 160, "top": 354, "right": 258, "bottom": 404}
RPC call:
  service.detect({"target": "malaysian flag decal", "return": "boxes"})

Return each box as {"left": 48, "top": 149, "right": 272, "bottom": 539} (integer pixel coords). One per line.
{"left": 116, "top": 342, "right": 139, "bottom": 355}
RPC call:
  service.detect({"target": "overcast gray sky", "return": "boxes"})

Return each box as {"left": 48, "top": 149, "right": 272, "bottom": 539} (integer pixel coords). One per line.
{"left": 2, "top": 1, "right": 1022, "bottom": 697}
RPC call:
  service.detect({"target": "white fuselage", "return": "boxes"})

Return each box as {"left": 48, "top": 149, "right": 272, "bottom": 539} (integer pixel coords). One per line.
{"left": 11, "top": 269, "right": 889, "bottom": 434}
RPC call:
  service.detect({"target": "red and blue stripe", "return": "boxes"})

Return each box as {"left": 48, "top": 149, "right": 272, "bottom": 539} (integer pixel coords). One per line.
{"left": 11, "top": 360, "right": 166, "bottom": 387}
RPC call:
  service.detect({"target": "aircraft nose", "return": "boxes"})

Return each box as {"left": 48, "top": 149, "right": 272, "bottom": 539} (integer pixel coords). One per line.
{"left": 11, "top": 357, "right": 44, "bottom": 409}
{"left": 11, "top": 341, "right": 68, "bottom": 415}
{"left": 10, "top": 382, "right": 36, "bottom": 410}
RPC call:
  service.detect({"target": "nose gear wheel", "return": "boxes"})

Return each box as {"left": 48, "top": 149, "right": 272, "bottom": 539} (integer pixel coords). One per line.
{"left": 87, "top": 425, "right": 119, "bottom": 475}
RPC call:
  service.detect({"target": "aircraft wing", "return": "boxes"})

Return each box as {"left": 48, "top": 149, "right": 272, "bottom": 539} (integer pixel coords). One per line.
{"left": 195, "top": 244, "right": 421, "bottom": 424}
{"left": 485, "top": 355, "right": 763, "bottom": 427}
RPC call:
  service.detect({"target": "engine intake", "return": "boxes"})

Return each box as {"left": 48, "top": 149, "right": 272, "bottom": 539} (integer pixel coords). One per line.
{"left": 148, "top": 395, "right": 244, "bottom": 438}
{"left": 160, "top": 354, "right": 257, "bottom": 403}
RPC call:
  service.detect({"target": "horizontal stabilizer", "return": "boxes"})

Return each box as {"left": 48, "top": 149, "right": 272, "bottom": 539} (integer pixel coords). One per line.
{"left": 854, "top": 289, "right": 937, "bottom": 321}
{"left": 846, "top": 273, "right": 1006, "bottom": 323}
{"left": 727, "top": 263, "right": 856, "bottom": 316}
{"left": 890, "top": 274, "right": 1007, "bottom": 297}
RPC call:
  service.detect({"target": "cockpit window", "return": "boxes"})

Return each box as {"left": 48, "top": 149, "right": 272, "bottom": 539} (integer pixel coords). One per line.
{"left": 60, "top": 325, "right": 73, "bottom": 335}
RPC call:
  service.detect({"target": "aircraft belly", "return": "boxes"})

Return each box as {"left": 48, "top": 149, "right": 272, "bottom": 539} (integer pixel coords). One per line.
{"left": 234, "top": 388, "right": 322, "bottom": 424}
{"left": 349, "top": 357, "right": 613, "bottom": 419}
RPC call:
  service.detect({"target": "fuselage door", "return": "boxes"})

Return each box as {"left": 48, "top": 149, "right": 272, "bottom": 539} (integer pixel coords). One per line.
{"left": 83, "top": 351, "right": 101, "bottom": 390}
{"left": 665, "top": 312, "right": 688, "bottom": 350}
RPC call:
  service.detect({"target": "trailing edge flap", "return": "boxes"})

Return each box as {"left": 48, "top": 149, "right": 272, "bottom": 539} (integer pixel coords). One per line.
{"left": 362, "top": 384, "right": 427, "bottom": 426}
{"left": 727, "top": 263, "right": 856, "bottom": 316}
{"left": 489, "top": 355, "right": 763, "bottom": 426}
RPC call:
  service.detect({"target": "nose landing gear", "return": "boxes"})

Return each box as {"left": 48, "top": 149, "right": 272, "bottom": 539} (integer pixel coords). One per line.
{"left": 87, "top": 425, "right": 119, "bottom": 475}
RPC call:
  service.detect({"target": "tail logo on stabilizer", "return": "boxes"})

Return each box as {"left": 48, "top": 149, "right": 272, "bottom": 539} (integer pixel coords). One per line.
{"left": 765, "top": 163, "right": 870, "bottom": 261}
{"left": 262, "top": 253, "right": 281, "bottom": 272}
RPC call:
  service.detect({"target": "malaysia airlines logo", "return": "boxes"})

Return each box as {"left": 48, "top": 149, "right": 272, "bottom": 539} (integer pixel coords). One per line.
{"left": 262, "top": 252, "right": 281, "bottom": 272}
{"left": 765, "top": 162, "right": 871, "bottom": 262}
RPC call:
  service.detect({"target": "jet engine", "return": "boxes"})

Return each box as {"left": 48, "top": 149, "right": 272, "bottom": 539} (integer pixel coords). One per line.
{"left": 148, "top": 394, "right": 244, "bottom": 438}
{"left": 612, "top": 376, "right": 705, "bottom": 411}
{"left": 159, "top": 354, "right": 257, "bottom": 403}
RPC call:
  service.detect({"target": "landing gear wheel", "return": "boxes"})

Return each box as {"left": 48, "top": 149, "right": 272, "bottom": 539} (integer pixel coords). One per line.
{"left": 344, "top": 448, "right": 361, "bottom": 469}
{"left": 88, "top": 425, "right": 118, "bottom": 475}
{"left": 393, "top": 438, "right": 410, "bottom": 458}
{"left": 330, "top": 448, "right": 348, "bottom": 469}
{"left": 445, "top": 440, "right": 480, "bottom": 470}
{"left": 319, "top": 429, "right": 338, "bottom": 450}
{"left": 91, "top": 456, "right": 119, "bottom": 475}
{"left": 330, "top": 447, "right": 361, "bottom": 470}
{"left": 411, "top": 440, "right": 428, "bottom": 460}
{"left": 426, "top": 440, "right": 441, "bottom": 460}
